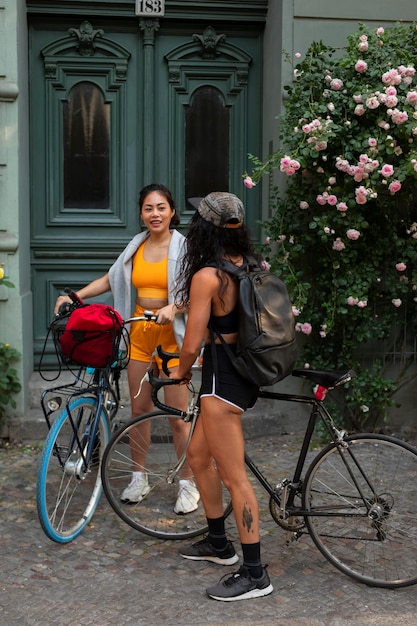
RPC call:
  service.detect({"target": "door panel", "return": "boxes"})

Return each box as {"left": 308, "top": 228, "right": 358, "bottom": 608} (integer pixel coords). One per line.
{"left": 29, "top": 20, "right": 142, "bottom": 364}
{"left": 157, "top": 24, "right": 263, "bottom": 234}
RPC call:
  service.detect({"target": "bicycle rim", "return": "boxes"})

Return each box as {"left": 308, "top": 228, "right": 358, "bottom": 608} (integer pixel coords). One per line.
{"left": 102, "top": 411, "right": 232, "bottom": 540}
{"left": 303, "top": 434, "right": 417, "bottom": 588}
{"left": 36, "top": 396, "right": 109, "bottom": 543}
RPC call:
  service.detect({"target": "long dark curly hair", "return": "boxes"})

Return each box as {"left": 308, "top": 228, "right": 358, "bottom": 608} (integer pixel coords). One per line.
{"left": 176, "top": 211, "right": 256, "bottom": 305}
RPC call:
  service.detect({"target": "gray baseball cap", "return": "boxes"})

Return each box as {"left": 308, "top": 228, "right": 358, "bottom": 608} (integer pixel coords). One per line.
{"left": 192, "top": 192, "right": 245, "bottom": 228}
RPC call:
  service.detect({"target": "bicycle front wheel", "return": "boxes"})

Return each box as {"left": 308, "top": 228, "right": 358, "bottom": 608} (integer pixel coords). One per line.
{"left": 101, "top": 411, "right": 232, "bottom": 540}
{"left": 37, "top": 396, "right": 110, "bottom": 543}
{"left": 303, "top": 433, "right": 417, "bottom": 588}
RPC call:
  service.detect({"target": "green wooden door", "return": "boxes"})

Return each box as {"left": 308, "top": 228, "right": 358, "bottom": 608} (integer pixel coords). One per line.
{"left": 29, "top": 16, "right": 264, "bottom": 365}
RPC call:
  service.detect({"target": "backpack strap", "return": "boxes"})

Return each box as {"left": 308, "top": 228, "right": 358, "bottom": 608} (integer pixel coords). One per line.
{"left": 207, "top": 255, "right": 260, "bottom": 278}
{"left": 206, "top": 255, "right": 261, "bottom": 383}
{"left": 207, "top": 256, "right": 248, "bottom": 383}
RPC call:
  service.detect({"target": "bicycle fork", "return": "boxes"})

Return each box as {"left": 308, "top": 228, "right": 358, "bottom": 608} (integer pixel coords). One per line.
{"left": 62, "top": 400, "right": 103, "bottom": 479}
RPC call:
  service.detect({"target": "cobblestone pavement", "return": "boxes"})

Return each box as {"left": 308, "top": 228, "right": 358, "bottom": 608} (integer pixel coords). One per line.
{"left": 2, "top": 430, "right": 417, "bottom": 626}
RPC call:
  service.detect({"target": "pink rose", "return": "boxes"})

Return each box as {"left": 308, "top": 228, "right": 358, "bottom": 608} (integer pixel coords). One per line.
{"left": 355, "top": 193, "right": 368, "bottom": 205}
{"left": 389, "top": 180, "right": 402, "bottom": 194}
{"left": 382, "top": 69, "right": 401, "bottom": 85}
{"left": 243, "top": 176, "right": 256, "bottom": 189}
{"left": 333, "top": 238, "right": 346, "bottom": 251}
{"left": 301, "top": 322, "right": 312, "bottom": 335}
{"left": 330, "top": 78, "right": 343, "bottom": 90}
{"left": 355, "top": 60, "right": 368, "bottom": 73}
{"left": 385, "top": 95, "right": 398, "bottom": 107}
{"left": 391, "top": 109, "right": 408, "bottom": 124}
{"left": 337, "top": 202, "right": 348, "bottom": 212}
{"left": 396, "top": 262, "right": 407, "bottom": 271}
{"left": 392, "top": 298, "right": 402, "bottom": 307}
{"left": 366, "top": 96, "right": 380, "bottom": 109}
{"left": 407, "top": 91, "right": 417, "bottom": 104}
{"left": 280, "top": 156, "right": 300, "bottom": 176}
{"left": 380, "top": 164, "right": 394, "bottom": 177}
{"left": 347, "top": 296, "right": 359, "bottom": 306}
{"left": 346, "top": 229, "right": 360, "bottom": 240}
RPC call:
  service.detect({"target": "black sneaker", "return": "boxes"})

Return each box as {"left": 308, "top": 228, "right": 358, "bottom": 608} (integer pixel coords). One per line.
{"left": 179, "top": 537, "right": 239, "bottom": 566}
{"left": 206, "top": 565, "right": 273, "bottom": 601}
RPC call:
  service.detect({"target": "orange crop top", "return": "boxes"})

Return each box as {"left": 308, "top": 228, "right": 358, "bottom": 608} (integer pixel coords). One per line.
{"left": 132, "top": 241, "right": 168, "bottom": 299}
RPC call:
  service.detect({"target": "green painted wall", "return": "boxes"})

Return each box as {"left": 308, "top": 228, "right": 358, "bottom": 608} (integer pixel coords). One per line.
{"left": 0, "top": 0, "right": 32, "bottom": 424}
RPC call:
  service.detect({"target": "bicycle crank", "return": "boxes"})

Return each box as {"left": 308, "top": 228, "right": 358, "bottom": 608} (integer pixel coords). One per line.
{"left": 269, "top": 479, "right": 305, "bottom": 532}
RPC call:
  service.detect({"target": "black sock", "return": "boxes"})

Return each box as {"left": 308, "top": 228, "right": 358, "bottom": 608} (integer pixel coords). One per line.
{"left": 242, "top": 542, "right": 263, "bottom": 578}
{"left": 207, "top": 516, "right": 228, "bottom": 550}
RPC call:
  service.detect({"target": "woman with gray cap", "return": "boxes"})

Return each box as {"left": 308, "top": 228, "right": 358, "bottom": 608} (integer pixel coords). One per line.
{"left": 174, "top": 192, "right": 273, "bottom": 601}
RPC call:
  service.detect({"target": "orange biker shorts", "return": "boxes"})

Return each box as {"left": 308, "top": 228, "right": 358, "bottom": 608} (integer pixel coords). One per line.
{"left": 128, "top": 305, "right": 180, "bottom": 369}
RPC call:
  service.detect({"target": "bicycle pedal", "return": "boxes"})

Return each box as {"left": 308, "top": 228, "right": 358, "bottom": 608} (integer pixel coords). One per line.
{"left": 285, "top": 530, "right": 301, "bottom": 545}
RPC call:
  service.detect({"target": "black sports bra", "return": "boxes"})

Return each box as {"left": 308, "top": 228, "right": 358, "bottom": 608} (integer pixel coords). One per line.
{"left": 209, "top": 306, "right": 239, "bottom": 334}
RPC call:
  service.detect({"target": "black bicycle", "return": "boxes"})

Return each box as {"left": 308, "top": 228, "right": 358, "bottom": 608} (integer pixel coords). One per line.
{"left": 101, "top": 351, "right": 417, "bottom": 588}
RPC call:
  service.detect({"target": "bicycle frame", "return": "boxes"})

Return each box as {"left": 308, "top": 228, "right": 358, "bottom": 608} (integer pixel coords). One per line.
{"left": 249, "top": 388, "right": 380, "bottom": 524}
{"left": 40, "top": 367, "right": 117, "bottom": 469}
{"left": 246, "top": 389, "right": 319, "bottom": 511}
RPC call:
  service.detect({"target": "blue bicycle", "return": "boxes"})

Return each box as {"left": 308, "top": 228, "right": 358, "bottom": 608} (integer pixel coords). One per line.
{"left": 36, "top": 292, "right": 156, "bottom": 543}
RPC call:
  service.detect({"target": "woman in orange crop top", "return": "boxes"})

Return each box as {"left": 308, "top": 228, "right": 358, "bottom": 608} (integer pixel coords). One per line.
{"left": 54, "top": 184, "right": 199, "bottom": 515}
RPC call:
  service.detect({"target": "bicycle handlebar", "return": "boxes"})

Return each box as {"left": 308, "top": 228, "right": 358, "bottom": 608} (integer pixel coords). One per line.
{"left": 146, "top": 367, "right": 186, "bottom": 415}
{"left": 64, "top": 288, "right": 85, "bottom": 307}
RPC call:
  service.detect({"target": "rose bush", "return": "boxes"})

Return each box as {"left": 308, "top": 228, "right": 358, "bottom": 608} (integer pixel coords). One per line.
{"left": 245, "top": 22, "right": 417, "bottom": 430}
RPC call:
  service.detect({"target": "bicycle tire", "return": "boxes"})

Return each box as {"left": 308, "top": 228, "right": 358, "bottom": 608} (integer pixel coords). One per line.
{"left": 101, "top": 410, "right": 233, "bottom": 539}
{"left": 302, "top": 433, "right": 417, "bottom": 588}
{"left": 36, "top": 396, "right": 110, "bottom": 543}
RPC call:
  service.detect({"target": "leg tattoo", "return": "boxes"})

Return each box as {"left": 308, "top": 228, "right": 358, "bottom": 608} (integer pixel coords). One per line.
{"left": 242, "top": 504, "right": 254, "bottom": 534}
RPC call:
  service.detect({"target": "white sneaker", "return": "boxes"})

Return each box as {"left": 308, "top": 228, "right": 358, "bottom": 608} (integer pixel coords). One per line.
{"left": 174, "top": 479, "right": 200, "bottom": 515}
{"left": 120, "top": 472, "right": 151, "bottom": 503}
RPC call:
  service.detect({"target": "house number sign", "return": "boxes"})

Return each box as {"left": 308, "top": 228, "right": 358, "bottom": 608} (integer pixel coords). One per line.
{"left": 135, "top": 0, "right": 165, "bottom": 16}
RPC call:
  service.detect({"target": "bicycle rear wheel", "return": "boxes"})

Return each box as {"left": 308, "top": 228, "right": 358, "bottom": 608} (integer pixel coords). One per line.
{"left": 101, "top": 411, "right": 232, "bottom": 539}
{"left": 37, "top": 396, "right": 110, "bottom": 543}
{"left": 303, "top": 433, "right": 417, "bottom": 588}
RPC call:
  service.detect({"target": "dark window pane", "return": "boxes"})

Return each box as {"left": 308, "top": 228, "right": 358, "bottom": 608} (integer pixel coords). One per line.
{"left": 185, "top": 87, "right": 229, "bottom": 208}
{"left": 63, "top": 82, "right": 110, "bottom": 209}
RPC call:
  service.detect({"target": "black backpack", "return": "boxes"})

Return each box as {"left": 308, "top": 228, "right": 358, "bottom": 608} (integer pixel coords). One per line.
{"left": 209, "top": 256, "right": 297, "bottom": 387}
